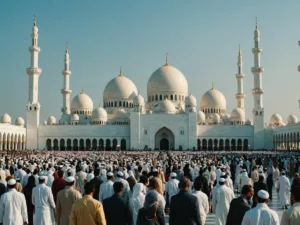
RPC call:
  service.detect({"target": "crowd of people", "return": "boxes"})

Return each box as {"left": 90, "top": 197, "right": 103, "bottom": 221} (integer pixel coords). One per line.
{"left": 0, "top": 150, "right": 300, "bottom": 225}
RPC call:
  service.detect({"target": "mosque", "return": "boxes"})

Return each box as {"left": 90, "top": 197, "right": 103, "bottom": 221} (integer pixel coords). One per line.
{"left": 0, "top": 17, "right": 299, "bottom": 151}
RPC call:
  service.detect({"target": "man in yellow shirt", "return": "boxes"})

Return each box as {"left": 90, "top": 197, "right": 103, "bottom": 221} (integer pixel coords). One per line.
{"left": 70, "top": 181, "right": 106, "bottom": 225}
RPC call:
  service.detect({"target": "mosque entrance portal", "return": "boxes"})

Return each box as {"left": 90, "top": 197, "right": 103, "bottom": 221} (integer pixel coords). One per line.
{"left": 160, "top": 138, "right": 169, "bottom": 150}
{"left": 155, "top": 127, "right": 174, "bottom": 150}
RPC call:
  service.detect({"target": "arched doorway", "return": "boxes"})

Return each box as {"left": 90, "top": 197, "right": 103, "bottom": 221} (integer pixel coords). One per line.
{"left": 160, "top": 138, "right": 169, "bottom": 150}
{"left": 155, "top": 127, "right": 174, "bottom": 150}
{"left": 46, "top": 139, "right": 51, "bottom": 150}
{"left": 121, "top": 139, "right": 126, "bottom": 150}
{"left": 243, "top": 139, "right": 248, "bottom": 150}
{"left": 202, "top": 139, "right": 207, "bottom": 150}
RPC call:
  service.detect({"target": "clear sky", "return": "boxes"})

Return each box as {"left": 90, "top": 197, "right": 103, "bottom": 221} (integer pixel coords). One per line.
{"left": 0, "top": 0, "right": 300, "bottom": 124}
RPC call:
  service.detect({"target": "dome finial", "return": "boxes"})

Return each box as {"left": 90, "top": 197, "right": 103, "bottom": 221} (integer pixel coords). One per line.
{"left": 119, "top": 66, "right": 123, "bottom": 76}
{"left": 33, "top": 14, "right": 36, "bottom": 26}
{"left": 165, "top": 53, "right": 169, "bottom": 66}
{"left": 211, "top": 82, "right": 214, "bottom": 90}
{"left": 81, "top": 89, "right": 84, "bottom": 94}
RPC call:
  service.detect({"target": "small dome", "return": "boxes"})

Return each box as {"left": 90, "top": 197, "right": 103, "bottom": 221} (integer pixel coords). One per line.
{"left": 92, "top": 106, "right": 108, "bottom": 121}
{"left": 185, "top": 94, "right": 197, "bottom": 107}
{"left": 47, "top": 116, "right": 56, "bottom": 125}
{"left": 200, "top": 88, "right": 226, "bottom": 111}
{"left": 103, "top": 72, "right": 138, "bottom": 102}
{"left": 287, "top": 114, "right": 298, "bottom": 124}
{"left": 269, "top": 113, "right": 283, "bottom": 126}
{"left": 71, "top": 91, "right": 93, "bottom": 112}
{"left": 153, "top": 99, "right": 176, "bottom": 114}
{"left": 1, "top": 113, "right": 11, "bottom": 124}
{"left": 222, "top": 114, "right": 231, "bottom": 120}
{"left": 133, "top": 94, "right": 145, "bottom": 106}
{"left": 230, "top": 108, "right": 245, "bottom": 120}
{"left": 147, "top": 64, "right": 188, "bottom": 98}
{"left": 113, "top": 108, "right": 128, "bottom": 119}
{"left": 71, "top": 114, "right": 79, "bottom": 121}
{"left": 245, "top": 118, "right": 252, "bottom": 125}
{"left": 197, "top": 110, "right": 206, "bottom": 124}
{"left": 211, "top": 113, "right": 220, "bottom": 122}
{"left": 15, "top": 117, "right": 25, "bottom": 126}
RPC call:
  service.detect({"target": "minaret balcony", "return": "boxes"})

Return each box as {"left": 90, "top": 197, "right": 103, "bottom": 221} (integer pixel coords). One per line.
{"left": 62, "top": 70, "right": 71, "bottom": 76}
{"left": 235, "top": 73, "right": 245, "bottom": 78}
{"left": 251, "top": 67, "right": 264, "bottom": 73}
{"left": 28, "top": 46, "right": 40, "bottom": 52}
{"left": 235, "top": 93, "right": 246, "bottom": 99}
{"left": 252, "top": 88, "right": 264, "bottom": 94}
{"left": 26, "top": 67, "right": 42, "bottom": 75}
{"left": 61, "top": 89, "right": 72, "bottom": 94}
{"left": 252, "top": 48, "right": 262, "bottom": 54}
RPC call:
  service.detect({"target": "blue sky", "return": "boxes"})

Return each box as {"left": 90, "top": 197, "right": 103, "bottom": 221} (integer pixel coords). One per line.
{"left": 0, "top": 0, "right": 300, "bottom": 124}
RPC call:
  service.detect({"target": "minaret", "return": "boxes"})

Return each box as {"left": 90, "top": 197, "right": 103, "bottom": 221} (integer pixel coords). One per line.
{"left": 61, "top": 43, "right": 72, "bottom": 115}
{"left": 26, "top": 15, "right": 42, "bottom": 149}
{"left": 251, "top": 18, "right": 265, "bottom": 149}
{"left": 235, "top": 45, "right": 246, "bottom": 110}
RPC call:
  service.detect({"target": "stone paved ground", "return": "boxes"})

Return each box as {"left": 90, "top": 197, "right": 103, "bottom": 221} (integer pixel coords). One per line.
{"left": 165, "top": 187, "right": 285, "bottom": 225}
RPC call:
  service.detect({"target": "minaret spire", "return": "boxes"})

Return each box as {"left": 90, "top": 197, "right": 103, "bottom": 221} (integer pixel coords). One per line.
{"left": 251, "top": 18, "right": 265, "bottom": 149}
{"left": 61, "top": 42, "right": 72, "bottom": 115}
{"left": 235, "top": 45, "right": 246, "bottom": 110}
{"left": 26, "top": 15, "right": 42, "bottom": 149}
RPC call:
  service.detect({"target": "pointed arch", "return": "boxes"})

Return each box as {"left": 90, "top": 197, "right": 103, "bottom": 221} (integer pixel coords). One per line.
{"left": 67, "top": 139, "right": 72, "bottom": 150}
{"left": 219, "top": 139, "right": 224, "bottom": 150}
{"left": 106, "top": 139, "right": 111, "bottom": 151}
{"left": 99, "top": 139, "right": 104, "bottom": 150}
{"left": 92, "top": 139, "right": 97, "bottom": 150}
{"left": 202, "top": 139, "right": 207, "bottom": 151}
{"left": 112, "top": 139, "right": 118, "bottom": 150}
{"left": 73, "top": 139, "right": 78, "bottom": 151}
{"left": 121, "top": 139, "right": 126, "bottom": 150}
{"left": 231, "top": 139, "right": 236, "bottom": 151}
{"left": 46, "top": 139, "right": 52, "bottom": 150}
{"left": 208, "top": 139, "right": 213, "bottom": 150}
{"left": 237, "top": 139, "right": 242, "bottom": 151}
{"left": 86, "top": 139, "right": 91, "bottom": 151}
{"left": 60, "top": 139, "right": 65, "bottom": 151}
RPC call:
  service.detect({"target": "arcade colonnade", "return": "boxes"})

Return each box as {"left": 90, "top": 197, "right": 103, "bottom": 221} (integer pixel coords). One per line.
{"left": 273, "top": 132, "right": 300, "bottom": 150}
{"left": 0, "top": 132, "right": 26, "bottom": 150}
{"left": 197, "top": 138, "right": 249, "bottom": 151}
{"left": 45, "top": 137, "right": 128, "bottom": 151}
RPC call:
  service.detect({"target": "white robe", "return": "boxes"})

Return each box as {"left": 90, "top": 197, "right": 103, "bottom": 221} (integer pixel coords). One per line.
{"left": 129, "top": 184, "right": 145, "bottom": 225}
{"left": 193, "top": 190, "right": 209, "bottom": 225}
{"left": 32, "top": 183, "right": 56, "bottom": 225}
{"left": 0, "top": 189, "right": 28, "bottom": 225}
{"left": 99, "top": 180, "right": 114, "bottom": 202}
{"left": 165, "top": 178, "right": 179, "bottom": 202}
{"left": 278, "top": 175, "right": 290, "bottom": 207}
{"left": 212, "top": 184, "right": 235, "bottom": 225}
{"left": 242, "top": 203, "right": 279, "bottom": 225}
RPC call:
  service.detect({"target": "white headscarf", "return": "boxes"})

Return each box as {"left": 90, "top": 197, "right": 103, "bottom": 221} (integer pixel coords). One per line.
{"left": 129, "top": 183, "right": 146, "bottom": 225}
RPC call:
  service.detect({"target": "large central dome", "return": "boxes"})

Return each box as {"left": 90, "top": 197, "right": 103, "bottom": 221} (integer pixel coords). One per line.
{"left": 147, "top": 61, "right": 188, "bottom": 102}
{"left": 103, "top": 70, "right": 138, "bottom": 103}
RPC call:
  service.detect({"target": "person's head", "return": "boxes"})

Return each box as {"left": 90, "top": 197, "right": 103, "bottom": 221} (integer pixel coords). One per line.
{"left": 259, "top": 175, "right": 264, "bottom": 182}
{"left": 295, "top": 173, "right": 299, "bottom": 181}
{"left": 179, "top": 178, "right": 190, "bottom": 191}
{"left": 257, "top": 190, "right": 269, "bottom": 204}
{"left": 94, "top": 168, "right": 100, "bottom": 176}
{"left": 39, "top": 176, "right": 46, "bottom": 184}
{"left": 193, "top": 179, "right": 203, "bottom": 191}
{"left": 113, "top": 182, "right": 123, "bottom": 195}
{"left": 117, "top": 171, "right": 124, "bottom": 178}
{"left": 7, "top": 179, "right": 17, "bottom": 189}
{"left": 219, "top": 178, "right": 226, "bottom": 186}
{"left": 241, "top": 184, "right": 254, "bottom": 200}
{"left": 152, "top": 169, "right": 158, "bottom": 177}
{"left": 33, "top": 168, "right": 38, "bottom": 175}
{"left": 170, "top": 172, "right": 177, "bottom": 179}
{"left": 291, "top": 186, "right": 300, "bottom": 204}
{"left": 58, "top": 170, "right": 64, "bottom": 178}
{"left": 139, "top": 175, "right": 149, "bottom": 186}
{"left": 66, "top": 176, "right": 75, "bottom": 186}
{"left": 148, "top": 178, "right": 160, "bottom": 191}
{"left": 84, "top": 182, "right": 95, "bottom": 195}
{"left": 26, "top": 175, "right": 36, "bottom": 187}
{"left": 17, "top": 164, "right": 22, "bottom": 169}
{"left": 144, "top": 191, "right": 158, "bottom": 209}
{"left": 107, "top": 172, "right": 114, "bottom": 180}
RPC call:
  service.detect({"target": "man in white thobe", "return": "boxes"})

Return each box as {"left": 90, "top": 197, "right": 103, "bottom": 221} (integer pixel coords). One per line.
{"left": 239, "top": 170, "right": 253, "bottom": 193}
{"left": 242, "top": 190, "right": 279, "bottom": 225}
{"left": 75, "top": 166, "right": 87, "bottom": 194}
{"left": 278, "top": 171, "right": 290, "bottom": 209}
{"left": 32, "top": 176, "right": 56, "bottom": 225}
{"left": 212, "top": 178, "right": 235, "bottom": 225}
{"left": 165, "top": 172, "right": 179, "bottom": 203}
{"left": 99, "top": 172, "right": 114, "bottom": 202}
{"left": 0, "top": 179, "right": 28, "bottom": 225}
{"left": 193, "top": 179, "right": 209, "bottom": 225}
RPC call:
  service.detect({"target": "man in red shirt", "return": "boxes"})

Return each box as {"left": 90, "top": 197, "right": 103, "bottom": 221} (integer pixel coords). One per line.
{"left": 51, "top": 169, "right": 66, "bottom": 202}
